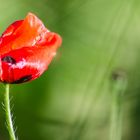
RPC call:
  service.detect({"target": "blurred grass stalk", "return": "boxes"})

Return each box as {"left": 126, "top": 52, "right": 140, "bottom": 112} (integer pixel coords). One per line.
{"left": 110, "top": 73, "right": 127, "bottom": 140}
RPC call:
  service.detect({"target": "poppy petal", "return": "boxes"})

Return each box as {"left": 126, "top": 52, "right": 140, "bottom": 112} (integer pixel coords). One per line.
{"left": 0, "top": 13, "right": 50, "bottom": 54}
{"left": 0, "top": 20, "right": 23, "bottom": 54}
{"left": 0, "top": 34, "right": 61, "bottom": 83}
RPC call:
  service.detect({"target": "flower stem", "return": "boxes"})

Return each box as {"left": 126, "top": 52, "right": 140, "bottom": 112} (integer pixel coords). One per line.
{"left": 4, "top": 84, "right": 16, "bottom": 140}
{"left": 110, "top": 76, "right": 127, "bottom": 140}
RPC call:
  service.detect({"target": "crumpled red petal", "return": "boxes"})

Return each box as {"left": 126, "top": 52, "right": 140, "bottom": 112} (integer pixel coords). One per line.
{"left": 0, "top": 13, "right": 51, "bottom": 54}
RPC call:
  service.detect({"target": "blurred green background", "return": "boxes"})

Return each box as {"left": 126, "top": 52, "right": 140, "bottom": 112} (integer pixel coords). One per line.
{"left": 0, "top": 0, "right": 140, "bottom": 140}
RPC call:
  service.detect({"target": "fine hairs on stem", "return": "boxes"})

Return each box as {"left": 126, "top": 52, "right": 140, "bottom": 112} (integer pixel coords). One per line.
{"left": 4, "top": 84, "right": 16, "bottom": 140}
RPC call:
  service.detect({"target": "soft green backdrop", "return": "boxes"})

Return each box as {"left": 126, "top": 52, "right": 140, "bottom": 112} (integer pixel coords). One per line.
{"left": 0, "top": 0, "right": 139, "bottom": 140}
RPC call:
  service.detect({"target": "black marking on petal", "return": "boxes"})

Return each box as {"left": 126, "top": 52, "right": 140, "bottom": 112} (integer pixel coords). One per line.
{"left": 2, "top": 56, "right": 16, "bottom": 64}
{"left": 12, "top": 75, "right": 32, "bottom": 84}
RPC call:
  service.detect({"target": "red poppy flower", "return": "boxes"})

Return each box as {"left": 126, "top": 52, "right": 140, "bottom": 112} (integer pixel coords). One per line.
{"left": 0, "top": 13, "right": 62, "bottom": 84}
